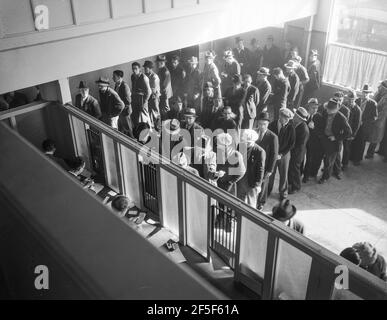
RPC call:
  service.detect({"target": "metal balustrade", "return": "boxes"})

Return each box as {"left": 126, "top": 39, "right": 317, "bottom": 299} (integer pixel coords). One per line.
{"left": 31, "top": 101, "right": 386, "bottom": 300}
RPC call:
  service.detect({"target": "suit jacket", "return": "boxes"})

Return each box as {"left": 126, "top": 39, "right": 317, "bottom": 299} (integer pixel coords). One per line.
{"left": 317, "top": 110, "right": 352, "bottom": 148}
{"left": 202, "top": 62, "right": 222, "bottom": 97}
{"left": 145, "top": 71, "right": 161, "bottom": 99}
{"left": 131, "top": 73, "right": 152, "bottom": 102}
{"left": 239, "top": 143, "right": 266, "bottom": 188}
{"left": 170, "top": 65, "right": 186, "bottom": 98}
{"left": 292, "top": 120, "right": 310, "bottom": 159}
{"left": 224, "top": 87, "right": 245, "bottom": 115}
{"left": 233, "top": 47, "right": 250, "bottom": 71}
{"left": 75, "top": 94, "right": 102, "bottom": 119}
{"left": 272, "top": 77, "right": 290, "bottom": 109}
{"left": 244, "top": 85, "right": 260, "bottom": 119}
{"left": 222, "top": 60, "right": 241, "bottom": 90}
{"left": 157, "top": 67, "right": 173, "bottom": 99}
{"left": 114, "top": 81, "right": 131, "bottom": 108}
{"left": 181, "top": 121, "right": 204, "bottom": 147}
{"left": 287, "top": 72, "right": 300, "bottom": 103}
{"left": 217, "top": 150, "right": 246, "bottom": 193}
{"left": 269, "top": 120, "right": 295, "bottom": 156}
{"left": 346, "top": 103, "right": 362, "bottom": 138}
{"left": 358, "top": 98, "right": 378, "bottom": 141}
{"left": 185, "top": 67, "right": 201, "bottom": 98}
{"left": 306, "top": 60, "right": 321, "bottom": 91}
{"left": 256, "top": 129, "right": 279, "bottom": 174}
{"left": 99, "top": 87, "right": 124, "bottom": 118}
{"left": 256, "top": 79, "right": 272, "bottom": 111}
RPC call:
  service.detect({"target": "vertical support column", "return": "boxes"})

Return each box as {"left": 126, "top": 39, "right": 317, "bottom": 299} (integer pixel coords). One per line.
{"left": 57, "top": 78, "right": 72, "bottom": 104}
{"left": 70, "top": 0, "right": 79, "bottom": 25}
{"left": 113, "top": 141, "right": 125, "bottom": 194}
{"left": 304, "top": 15, "right": 315, "bottom": 69}
{"left": 262, "top": 233, "right": 279, "bottom": 300}
{"left": 156, "top": 165, "right": 164, "bottom": 226}
{"left": 177, "top": 178, "right": 186, "bottom": 245}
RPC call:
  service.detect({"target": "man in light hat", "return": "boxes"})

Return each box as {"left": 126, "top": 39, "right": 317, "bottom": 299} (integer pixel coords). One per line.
{"left": 143, "top": 60, "right": 161, "bottom": 131}
{"left": 202, "top": 50, "right": 222, "bottom": 99}
{"left": 303, "top": 98, "right": 324, "bottom": 183}
{"left": 303, "top": 49, "right": 321, "bottom": 104}
{"left": 113, "top": 70, "right": 134, "bottom": 138}
{"left": 288, "top": 107, "right": 310, "bottom": 194}
{"left": 350, "top": 84, "right": 378, "bottom": 165}
{"left": 271, "top": 67, "right": 291, "bottom": 120}
{"left": 237, "top": 129, "right": 266, "bottom": 208}
{"left": 75, "top": 81, "right": 102, "bottom": 119}
{"left": 268, "top": 108, "right": 295, "bottom": 200}
{"left": 181, "top": 108, "right": 204, "bottom": 149}
{"left": 255, "top": 112, "right": 279, "bottom": 211}
{"left": 271, "top": 199, "right": 304, "bottom": 234}
{"left": 318, "top": 99, "right": 352, "bottom": 184}
{"left": 284, "top": 60, "right": 300, "bottom": 111}
{"left": 96, "top": 77, "right": 124, "bottom": 129}
{"left": 221, "top": 49, "right": 241, "bottom": 95}
{"left": 184, "top": 56, "right": 201, "bottom": 111}
{"left": 255, "top": 67, "right": 272, "bottom": 116}
{"left": 242, "top": 74, "right": 260, "bottom": 129}
{"left": 170, "top": 55, "right": 186, "bottom": 101}
{"left": 233, "top": 37, "right": 250, "bottom": 74}
{"left": 292, "top": 56, "right": 309, "bottom": 109}
{"left": 342, "top": 89, "right": 361, "bottom": 170}
{"left": 156, "top": 55, "right": 173, "bottom": 121}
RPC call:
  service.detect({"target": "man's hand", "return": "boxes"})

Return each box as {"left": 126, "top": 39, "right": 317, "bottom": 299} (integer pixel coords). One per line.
{"left": 218, "top": 170, "right": 226, "bottom": 178}
{"left": 277, "top": 154, "right": 282, "bottom": 160}
{"left": 193, "top": 93, "right": 200, "bottom": 100}
{"left": 328, "top": 136, "right": 336, "bottom": 141}
{"left": 308, "top": 121, "right": 315, "bottom": 129}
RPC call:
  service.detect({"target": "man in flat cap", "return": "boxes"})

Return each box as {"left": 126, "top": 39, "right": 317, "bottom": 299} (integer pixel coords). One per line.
{"left": 75, "top": 81, "right": 102, "bottom": 120}
{"left": 156, "top": 55, "right": 173, "bottom": 121}
{"left": 143, "top": 60, "right": 161, "bottom": 131}
{"left": 96, "top": 77, "right": 124, "bottom": 129}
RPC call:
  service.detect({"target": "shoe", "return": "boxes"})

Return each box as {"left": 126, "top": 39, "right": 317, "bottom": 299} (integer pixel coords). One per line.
{"left": 334, "top": 174, "right": 342, "bottom": 180}
{"left": 302, "top": 176, "right": 309, "bottom": 183}
{"left": 365, "top": 154, "right": 374, "bottom": 159}
{"left": 318, "top": 178, "right": 327, "bottom": 184}
{"left": 257, "top": 204, "right": 264, "bottom": 211}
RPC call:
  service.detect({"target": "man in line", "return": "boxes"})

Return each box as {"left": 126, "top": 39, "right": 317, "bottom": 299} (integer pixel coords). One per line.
{"left": 170, "top": 55, "right": 186, "bottom": 101}
{"left": 271, "top": 200, "right": 304, "bottom": 234}
{"left": 224, "top": 74, "right": 245, "bottom": 130}
{"left": 268, "top": 108, "right": 295, "bottom": 201}
{"left": 303, "top": 50, "right": 321, "bottom": 105}
{"left": 233, "top": 37, "right": 250, "bottom": 75}
{"left": 242, "top": 74, "right": 260, "bottom": 129}
{"left": 113, "top": 70, "right": 134, "bottom": 138}
{"left": 131, "top": 62, "right": 152, "bottom": 128}
{"left": 237, "top": 130, "right": 266, "bottom": 208}
{"left": 271, "top": 68, "right": 290, "bottom": 120}
{"left": 318, "top": 99, "right": 352, "bottom": 184}
{"left": 249, "top": 38, "right": 263, "bottom": 75}
{"left": 42, "top": 139, "right": 69, "bottom": 170}
{"left": 221, "top": 49, "right": 241, "bottom": 96}
{"left": 202, "top": 50, "right": 222, "bottom": 99}
{"left": 284, "top": 60, "right": 300, "bottom": 112}
{"left": 96, "top": 77, "right": 124, "bottom": 129}
{"left": 293, "top": 56, "right": 310, "bottom": 109}
{"left": 75, "top": 81, "right": 102, "bottom": 120}
{"left": 255, "top": 67, "right": 272, "bottom": 116}
{"left": 288, "top": 107, "right": 310, "bottom": 194}
{"left": 261, "top": 35, "right": 282, "bottom": 70}
{"left": 143, "top": 61, "right": 161, "bottom": 131}
{"left": 256, "top": 112, "right": 279, "bottom": 211}
{"left": 180, "top": 108, "right": 204, "bottom": 150}
{"left": 184, "top": 56, "right": 201, "bottom": 112}
{"left": 156, "top": 55, "right": 173, "bottom": 121}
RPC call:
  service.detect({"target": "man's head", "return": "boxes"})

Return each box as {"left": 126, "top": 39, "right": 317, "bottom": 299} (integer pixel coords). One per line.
{"left": 272, "top": 199, "right": 297, "bottom": 223}
{"left": 232, "top": 74, "right": 242, "bottom": 88}
{"left": 284, "top": 60, "right": 297, "bottom": 74}
{"left": 346, "top": 89, "right": 357, "bottom": 106}
{"left": 204, "top": 51, "right": 216, "bottom": 65}
{"left": 307, "top": 98, "right": 319, "bottom": 116}
{"left": 352, "top": 242, "right": 378, "bottom": 268}
{"left": 69, "top": 157, "right": 86, "bottom": 175}
{"left": 171, "top": 55, "right": 180, "bottom": 69}
{"left": 187, "top": 56, "right": 198, "bottom": 69}
{"left": 184, "top": 108, "right": 197, "bottom": 126}
{"left": 290, "top": 47, "right": 299, "bottom": 59}
{"left": 266, "top": 35, "right": 274, "bottom": 48}
{"left": 243, "top": 74, "right": 253, "bottom": 88}
{"left": 203, "top": 82, "right": 214, "bottom": 97}
{"left": 111, "top": 195, "right": 131, "bottom": 215}
{"left": 78, "top": 81, "right": 89, "bottom": 98}
{"left": 272, "top": 67, "right": 284, "bottom": 80}
{"left": 257, "top": 112, "right": 270, "bottom": 132}
{"left": 257, "top": 67, "right": 270, "bottom": 82}
{"left": 95, "top": 77, "right": 110, "bottom": 93}
{"left": 241, "top": 129, "right": 259, "bottom": 147}
{"left": 132, "top": 62, "right": 141, "bottom": 75}
{"left": 333, "top": 91, "right": 345, "bottom": 105}
{"left": 326, "top": 99, "right": 340, "bottom": 115}
{"left": 309, "top": 49, "right": 319, "bottom": 63}
{"left": 361, "top": 84, "right": 373, "bottom": 99}
{"left": 224, "top": 49, "right": 234, "bottom": 64}
{"left": 223, "top": 106, "right": 233, "bottom": 120}
{"left": 279, "top": 108, "right": 294, "bottom": 125}
{"left": 42, "top": 139, "right": 56, "bottom": 154}
{"left": 143, "top": 60, "right": 154, "bottom": 74}
{"left": 235, "top": 37, "right": 244, "bottom": 50}
{"left": 251, "top": 38, "right": 259, "bottom": 50}
{"left": 156, "top": 55, "right": 167, "bottom": 68}
{"left": 113, "top": 70, "right": 124, "bottom": 83}
{"left": 340, "top": 247, "right": 361, "bottom": 266}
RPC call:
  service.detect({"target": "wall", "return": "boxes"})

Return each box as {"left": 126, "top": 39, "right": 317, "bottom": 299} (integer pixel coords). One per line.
{"left": 0, "top": 0, "right": 319, "bottom": 94}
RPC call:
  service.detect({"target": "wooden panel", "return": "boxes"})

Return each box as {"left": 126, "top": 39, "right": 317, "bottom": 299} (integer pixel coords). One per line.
{"left": 174, "top": 0, "right": 198, "bottom": 8}
{"left": 111, "top": 0, "right": 143, "bottom": 17}
{"left": 72, "top": 0, "right": 111, "bottom": 24}
{"left": 146, "top": 0, "right": 172, "bottom": 13}
{"left": 0, "top": 0, "right": 35, "bottom": 35}
{"left": 31, "top": 0, "right": 74, "bottom": 28}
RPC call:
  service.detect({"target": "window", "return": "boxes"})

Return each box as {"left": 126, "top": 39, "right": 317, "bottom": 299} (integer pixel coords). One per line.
{"left": 323, "top": 0, "right": 387, "bottom": 91}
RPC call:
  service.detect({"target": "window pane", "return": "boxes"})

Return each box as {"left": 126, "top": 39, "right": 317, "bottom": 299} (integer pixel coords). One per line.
{"left": 101, "top": 134, "right": 119, "bottom": 192}
{"left": 273, "top": 240, "right": 312, "bottom": 300}
{"left": 239, "top": 217, "right": 268, "bottom": 281}
{"left": 70, "top": 116, "right": 91, "bottom": 170}
{"left": 186, "top": 183, "right": 208, "bottom": 257}
{"left": 160, "top": 168, "right": 179, "bottom": 237}
{"left": 120, "top": 145, "right": 141, "bottom": 207}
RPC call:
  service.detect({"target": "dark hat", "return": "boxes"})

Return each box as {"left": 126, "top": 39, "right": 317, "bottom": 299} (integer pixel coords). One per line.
{"left": 204, "top": 82, "right": 213, "bottom": 89}
{"left": 296, "top": 107, "right": 309, "bottom": 121}
{"left": 95, "top": 77, "right": 110, "bottom": 86}
{"left": 113, "top": 70, "right": 124, "bottom": 78}
{"left": 346, "top": 89, "right": 357, "bottom": 99}
{"left": 257, "top": 67, "right": 270, "bottom": 76}
{"left": 187, "top": 56, "right": 198, "bottom": 64}
{"left": 326, "top": 99, "right": 339, "bottom": 110}
{"left": 132, "top": 61, "right": 141, "bottom": 68}
{"left": 184, "top": 108, "right": 197, "bottom": 118}
{"left": 223, "top": 49, "right": 234, "bottom": 59}
{"left": 143, "top": 60, "right": 154, "bottom": 69}
{"left": 310, "top": 49, "right": 319, "bottom": 56}
{"left": 156, "top": 55, "right": 167, "bottom": 62}
{"left": 272, "top": 199, "right": 297, "bottom": 222}
{"left": 362, "top": 84, "right": 373, "bottom": 93}
{"left": 258, "top": 112, "right": 270, "bottom": 122}
{"left": 232, "top": 74, "right": 242, "bottom": 84}
{"left": 171, "top": 55, "right": 180, "bottom": 61}
{"left": 308, "top": 98, "right": 319, "bottom": 105}
{"left": 284, "top": 60, "right": 298, "bottom": 69}
{"left": 78, "top": 81, "right": 88, "bottom": 89}
{"left": 204, "top": 51, "right": 216, "bottom": 59}
{"left": 235, "top": 36, "right": 243, "bottom": 42}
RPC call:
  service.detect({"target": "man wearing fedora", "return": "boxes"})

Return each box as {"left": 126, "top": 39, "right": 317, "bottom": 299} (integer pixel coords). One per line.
{"left": 131, "top": 62, "right": 152, "bottom": 128}
{"left": 284, "top": 60, "right": 300, "bottom": 112}
{"left": 184, "top": 56, "right": 201, "bottom": 111}
{"left": 342, "top": 89, "right": 362, "bottom": 170}
{"left": 224, "top": 74, "right": 245, "bottom": 130}
{"left": 242, "top": 74, "right": 260, "bottom": 129}
{"left": 350, "top": 84, "right": 378, "bottom": 165}
{"left": 200, "top": 82, "right": 219, "bottom": 129}
{"left": 221, "top": 49, "right": 241, "bottom": 96}
{"left": 181, "top": 108, "right": 204, "bottom": 150}
{"left": 261, "top": 35, "right": 282, "bottom": 70}
{"left": 143, "top": 60, "right": 161, "bottom": 131}
{"left": 318, "top": 99, "right": 352, "bottom": 184}
{"left": 170, "top": 55, "right": 186, "bottom": 101}
{"left": 202, "top": 50, "right": 222, "bottom": 100}
{"left": 237, "top": 130, "right": 266, "bottom": 208}
{"left": 271, "top": 199, "right": 304, "bottom": 234}
{"left": 271, "top": 68, "right": 291, "bottom": 121}
{"left": 303, "top": 49, "right": 321, "bottom": 104}
{"left": 113, "top": 70, "right": 134, "bottom": 138}
{"left": 156, "top": 55, "right": 173, "bottom": 121}
{"left": 268, "top": 108, "right": 295, "bottom": 200}
{"left": 75, "top": 81, "right": 102, "bottom": 120}
{"left": 233, "top": 37, "right": 250, "bottom": 75}
{"left": 255, "top": 67, "right": 272, "bottom": 116}
{"left": 96, "top": 77, "right": 124, "bottom": 129}
{"left": 293, "top": 56, "right": 310, "bottom": 109}
{"left": 288, "top": 107, "right": 310, "bottom": 194}
{"left": 255, "top": 112, "right": 279, "bottom": 211}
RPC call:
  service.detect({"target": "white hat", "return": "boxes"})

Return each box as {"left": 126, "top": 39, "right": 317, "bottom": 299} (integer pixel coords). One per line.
{"left": 241, "top": 129, "right": 259, "bottom": 143}
{"left": 216, "top": 133, "right": 233, "bottom": 147}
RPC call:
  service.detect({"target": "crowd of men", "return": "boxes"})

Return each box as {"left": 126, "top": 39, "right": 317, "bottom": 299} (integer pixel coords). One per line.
{"left": 72, "top": 35, "right": 387, "bottom": 215}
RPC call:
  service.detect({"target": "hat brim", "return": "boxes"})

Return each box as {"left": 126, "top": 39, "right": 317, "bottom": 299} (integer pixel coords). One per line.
{"left": 257, "top": 71, "right": 270, "bottom": 76}
{"left": 184, "top": 113, "right": 197, "bottom": 118}
{"left": 95, "top": 82, "right": 109, "bottom": 86}
{"left": 362, "top": 89, "right": 373, "bottom": 93}
{"left": 272, "top": 205, "right": 297, "bottom": 222}
{"left": 284, "top": 64, "right": 297, "bottom": 69}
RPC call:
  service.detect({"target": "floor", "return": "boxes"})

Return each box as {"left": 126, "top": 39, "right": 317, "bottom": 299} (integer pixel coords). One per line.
{"left": 264, "top": 151, "right": 387, "bottom": 259}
